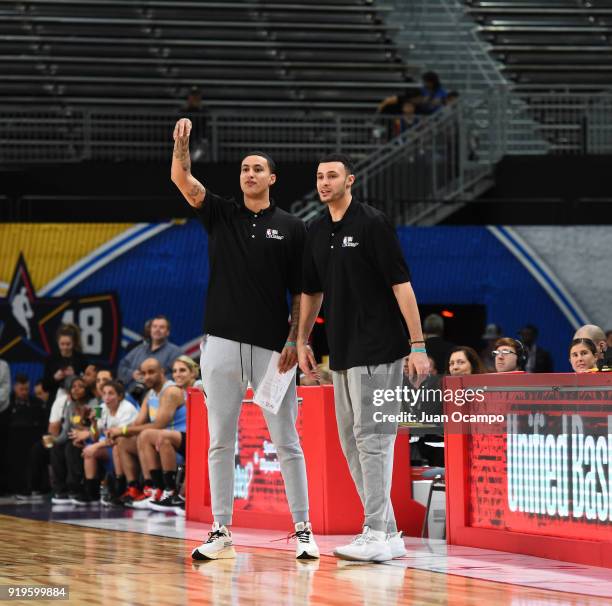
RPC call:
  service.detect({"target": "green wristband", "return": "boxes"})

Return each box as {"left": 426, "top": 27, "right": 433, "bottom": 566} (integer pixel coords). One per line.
{"left": 411, "top": 347, "right": 427, "bottom": 354}
{"left": 286, "top": 341, "right": 296, "bottom": 347}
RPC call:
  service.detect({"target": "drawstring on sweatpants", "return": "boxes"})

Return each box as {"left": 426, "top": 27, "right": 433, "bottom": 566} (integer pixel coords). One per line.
{"left": 239, "top": 342, "right": 254, "bottom": 384}
{"left": 239, "top": 342, "right": 244, "bottom": 382}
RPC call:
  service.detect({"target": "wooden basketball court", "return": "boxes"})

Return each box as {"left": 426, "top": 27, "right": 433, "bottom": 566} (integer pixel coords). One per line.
{"left": 1, "top": 512, "right": 609, "bottom": 605}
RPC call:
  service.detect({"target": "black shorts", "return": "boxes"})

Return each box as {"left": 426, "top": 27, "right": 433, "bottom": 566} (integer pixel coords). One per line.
{"left": 178, "top": 432, "right": 187, "bottom": 458}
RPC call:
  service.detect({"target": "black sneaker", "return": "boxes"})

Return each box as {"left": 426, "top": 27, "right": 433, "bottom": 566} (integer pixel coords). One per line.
{"left": 72, "top": 492, "right": 99, "bottom": 506}
{"left": 51, "top": 493, "right": 72, "bottom": 504}
{"left": 150, "top": 490, "right": 182, "bottom": 513}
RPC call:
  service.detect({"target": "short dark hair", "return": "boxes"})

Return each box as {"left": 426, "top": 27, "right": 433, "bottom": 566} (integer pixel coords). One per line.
{"left": 422, "top": 71, "right": 441, "bottom": 90}
{"left": 242, "top": 151, "right": 276, "bottom": 174}
{"left": 14, "top": 373, "right": 29, "bottom": 385}
{"left": 318, "top": 153, "right": 355, "bottom": 175}
{"left": 102, "top": 380, "right": 125, "bottom": 399}
{"left": 569, "top": 338, "right": 597, "bottom": 357}
{"left": 521, "top": 324, "right": 538, "bottom": 337}
{"left": 151, "top": 314, "right": 171, "bottom": 331}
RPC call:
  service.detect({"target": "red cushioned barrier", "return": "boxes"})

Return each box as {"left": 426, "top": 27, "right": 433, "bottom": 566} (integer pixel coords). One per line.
{"left": 186, "top": 385, "right": 425, "bottom": 535}
{"left": 445, "top": 372, "right": 612, "bottom": 568}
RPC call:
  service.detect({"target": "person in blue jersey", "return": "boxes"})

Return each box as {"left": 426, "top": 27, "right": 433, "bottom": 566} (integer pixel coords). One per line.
{"left": 106, "top": 358, "right": 183, "bottom": 508}
{"left": 136, "top": 355, "right": 199, "bottom": 513}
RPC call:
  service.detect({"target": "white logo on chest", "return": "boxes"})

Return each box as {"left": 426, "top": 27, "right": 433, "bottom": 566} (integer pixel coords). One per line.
{"left": 342, "top": 236, "right": 359, "bottom": 248}
{"left": 266, "top": 229, "right": 285, "bottom": 240}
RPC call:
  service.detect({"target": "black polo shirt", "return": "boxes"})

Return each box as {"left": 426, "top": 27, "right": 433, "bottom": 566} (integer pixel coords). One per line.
{"left": 195, "top": 190, "right": 305, "bottom": 353}
{"left": 302, "top": 199, "right": 412, "bottom": 371}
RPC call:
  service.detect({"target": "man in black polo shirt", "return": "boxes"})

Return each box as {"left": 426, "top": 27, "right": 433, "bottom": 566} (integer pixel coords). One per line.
{"left": 170, "top": 117, "right": 318, "bottom": 561}
{"left": 297, "top": 153, "right": 429, "bottom": 563}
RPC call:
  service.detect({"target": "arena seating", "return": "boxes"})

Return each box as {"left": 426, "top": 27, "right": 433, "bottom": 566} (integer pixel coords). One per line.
{"left": 466, "top": 0, "right": 612, "bottom": 90}
{"left": 0, "top": 0, "right": 415, "bottom": 111}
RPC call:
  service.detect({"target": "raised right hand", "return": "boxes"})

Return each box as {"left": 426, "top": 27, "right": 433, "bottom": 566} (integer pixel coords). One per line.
{"left": 173, "top": 118, "right": 192, "bottom": 141}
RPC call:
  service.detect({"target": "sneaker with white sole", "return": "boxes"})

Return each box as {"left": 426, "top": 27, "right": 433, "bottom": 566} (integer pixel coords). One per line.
{"left": 387, "top": 531, "right": 407, "bottom": 558}
{"left": 191, "top": 522, "right": 236, "bottom": 561}
{"left": 292, "top": 522, "right": 320, "bottom": 560}
{"left": 150, "top": 489, "right": 182, "bottom": 513}
{"left": 130, "top": 486, "right": 162, "bottom": 510}
{"left": 51, "top": 493, "right": 72, "bottom": 505}
{"left": 333, "top": 526, "right": 393, "bottom": 562}
{"left": 174, "top": 496, "right": 185, "bottom": 516}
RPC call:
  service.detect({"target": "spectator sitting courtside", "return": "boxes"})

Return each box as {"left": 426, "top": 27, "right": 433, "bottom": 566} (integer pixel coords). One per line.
{"left": 569, "top": 338, "right": 599, "bottom": 373}
{"left": 124, "top": 319, "right": 152, "bottom": 355}
{"left": 71, "top": 380, "right": 138, "bottom": 506}
{"left": 50, "top": 377, "right": 94, "bottom": 504}
{"left": 34, "top": 380, "right": 49, "bottom": 405}
{"left": 448, "top": 346, "right": 486, "bottom": 376}
{"left": 117, "top": 315, "right": 181, "bottom": 397}
{"left": 7, "top": 375, "right": 48, "bottom": 497}
{"left": 42, "top": 323, "right": 88, "bottom": 402}
{"left": 0, "top": 358, "right": 10, "bottom": 496}
{"left": 139, "top": 355, "right": 199, "bottom": 513}
{"left": 493, "top": 338, "right": 525, "bottom": 373}
{"left": 573, "top": 324, "right": 607, "bottom": 363}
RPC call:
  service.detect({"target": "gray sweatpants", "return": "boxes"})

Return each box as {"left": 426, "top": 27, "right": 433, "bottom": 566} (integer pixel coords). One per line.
{"left": 200, "top": 335, "right": 309, "bottom": 526}
{"left": 332, "top": 358, "right": 404, "bottom": 533}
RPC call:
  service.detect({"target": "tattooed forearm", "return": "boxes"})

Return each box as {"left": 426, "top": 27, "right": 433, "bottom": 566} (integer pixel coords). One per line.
{"left": 173, "top": 137, "right": 191, "bottom": 172}
{"left": 288, "top": 295, "right": 301, "bottom": 342}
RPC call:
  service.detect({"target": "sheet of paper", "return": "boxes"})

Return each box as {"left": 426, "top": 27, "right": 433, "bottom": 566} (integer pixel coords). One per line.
{"left": 253, "top": 351, "right": 296, "bottom": 415}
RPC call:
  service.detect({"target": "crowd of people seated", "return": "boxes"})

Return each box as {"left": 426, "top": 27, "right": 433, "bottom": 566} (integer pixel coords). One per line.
{"left": 0, "top": 314, "right": 611, "bottom": 504}
{"left": 0, "top": 320, "right": 193, "bottom": 515}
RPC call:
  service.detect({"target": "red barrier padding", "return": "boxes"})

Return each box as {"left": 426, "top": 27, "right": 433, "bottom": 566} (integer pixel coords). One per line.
{"left": 186, "top": 385, "right": 425, "bottom": 535}
{"left": 445, "top": 372, "right": 612, "bottom": 568}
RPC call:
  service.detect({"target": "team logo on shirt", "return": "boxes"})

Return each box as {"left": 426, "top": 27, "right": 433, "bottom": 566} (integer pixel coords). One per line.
{"left": 266, "top": 229, "right": 285, "bottom": 240}
{"left": 342, "top": 236, "right": 359, "bottom": 248}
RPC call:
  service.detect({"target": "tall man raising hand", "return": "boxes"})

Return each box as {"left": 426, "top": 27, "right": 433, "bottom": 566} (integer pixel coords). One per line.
{"left": 171, "top": 118, "right": 318, "bottom": 561}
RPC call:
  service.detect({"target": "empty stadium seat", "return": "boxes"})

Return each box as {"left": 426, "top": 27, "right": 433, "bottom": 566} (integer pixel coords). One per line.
{"left": 0, "top": 0, "right": 413, "bottom": 112}
{"left": 466, "top": 0, "right": 612, "bottom": 90}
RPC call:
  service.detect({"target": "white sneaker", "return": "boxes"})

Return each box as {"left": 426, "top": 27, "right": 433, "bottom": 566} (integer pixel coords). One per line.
{"left": 191, "top": 522, "right": 236, "bottom": 561}
{"left": 387, "top": 531, "right": 407, "bottom": 558}
{"left": 333, "top": 526, "right": 393, "bottom": 562}
{"left": 293, "top": 522, "right": 320, "bottom": 560}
